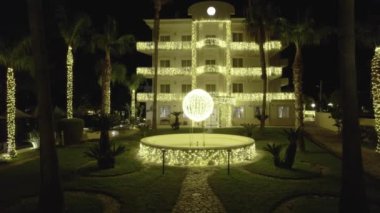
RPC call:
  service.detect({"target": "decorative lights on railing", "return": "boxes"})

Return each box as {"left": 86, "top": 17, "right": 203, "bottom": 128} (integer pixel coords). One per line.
{"left": 196, "top": 38, "right": 227, "bottom": 48}
{"left": 196, "top": 65, "right": 227, "bottom": 75}
{"left": 137, "top": 67, "right": 191, "bottom": 76}
{"left": 230, "top": 41, "right": 282, "bottom": 51}
{"left": 231, "top": 67, "right": 282, "bottom": 77}
{"left": 231, "top": 93, "right": 295, "bottom": 101}
{"left": 137, "top": 41, "right": 191, "bottom": 51}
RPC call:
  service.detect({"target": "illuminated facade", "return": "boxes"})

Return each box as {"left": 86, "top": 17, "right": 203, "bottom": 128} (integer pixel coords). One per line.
{"left": 137, "top": 1, "right": 295, "bottom": 127}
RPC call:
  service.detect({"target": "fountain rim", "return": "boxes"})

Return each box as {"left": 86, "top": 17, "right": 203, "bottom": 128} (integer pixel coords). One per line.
{"left": 140, "top": 133, "right": 255, "bottom": 151}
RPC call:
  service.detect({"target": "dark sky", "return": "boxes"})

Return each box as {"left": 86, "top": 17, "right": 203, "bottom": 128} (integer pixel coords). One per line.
{"left": 0, "top": 0, "right": 378, "bottom": 110}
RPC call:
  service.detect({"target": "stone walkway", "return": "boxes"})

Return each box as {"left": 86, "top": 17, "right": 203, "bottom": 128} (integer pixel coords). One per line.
{"left": 172, "top": 168, "right": 226, "bottom": 213}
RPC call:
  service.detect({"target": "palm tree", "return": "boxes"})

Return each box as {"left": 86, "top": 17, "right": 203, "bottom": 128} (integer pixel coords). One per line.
{"left": 0, "top": 38, "right": 33, "bottom": 159}
{"left": 59, "top": 14, "right": 91, "bottom": 119}
{"left": 27, "top": 0, "right": 64, "bottom": 211}
{"left": 276, "top": 17, "right": 323, "bottom": 151}
{"left": 152, "top": 0, "right": 170, "bottom": 130}
{"left": 246, "top": 0, "right": 276, "bottom": 130}
{"left": 91, "top": 17, "right": 135, "bottom": 115}
{"left": 125, "top": 74, "right": 145, "bottom": 119}
{"left": 338, "top": 0, "right": 368, "bottom": 211}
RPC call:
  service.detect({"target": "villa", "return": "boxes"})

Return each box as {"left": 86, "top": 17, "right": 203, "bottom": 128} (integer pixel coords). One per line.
{"left": 136, "top": 1, "right": 295, "bottom": 127}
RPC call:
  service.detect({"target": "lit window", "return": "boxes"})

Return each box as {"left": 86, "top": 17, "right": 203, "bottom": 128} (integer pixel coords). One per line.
{"left": 232, "top": 33, "right": 243, "bottom": 41}
{"left": 205, "top": 59, "right": 216, "bottom": 65}
{"left": 233, "top": 106, "right": 244, "bottom": 118}
{"left": 232, "top": 58, "right": 243, "bottom": 67}
{"left": 181, "top": 60, "right": 191, "bottom": 67}
{"left": 160, "top": 84, "right": 170, "bottom": 93}
{"left": 160, "top": 105, "right": 171, "bottom": 118}
{"left": 232, "top": 83, "right": 243, "bottom": 93}
{"left": 182, "top": 84, "right": 192, "bottom": 93}
{"left": 181, "top": 35, "right": 191, "bottom": 41}
{"left": 160, "top": 35, "right": 170, "bottom": 41}
{"left": 278, "top": 106, "right": 290, "bottom": 118}
{"left": 206, "top": 84, "right": 216, "bottom": 92}
{"left": 160, "top": 60, "right": 170, "bottom": 67}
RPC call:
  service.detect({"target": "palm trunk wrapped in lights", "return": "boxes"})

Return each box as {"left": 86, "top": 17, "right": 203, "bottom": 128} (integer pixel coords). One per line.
{"left": 131, "top": 89, "right": 136, "bottom": 118}
{"left": 101, "top": 49, "right": 112, "bottom": 115}
{"left": 6, "top": 67, "right": 17, "bottom": 159}
{"left": 370, "top": 46, "right": 380, "bottom": 153}
{"left": 66, "top": 45, "right": 73, "bottom": 118}
{"left": 293, "top": 43, "right": 305, "bottom": 151}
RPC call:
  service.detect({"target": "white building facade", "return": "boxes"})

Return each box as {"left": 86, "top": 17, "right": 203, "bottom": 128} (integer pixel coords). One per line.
{"left": 136, "top": 1, "right": 295, "bottom": 127}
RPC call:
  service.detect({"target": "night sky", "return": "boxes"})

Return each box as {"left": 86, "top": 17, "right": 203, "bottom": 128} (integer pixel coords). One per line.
{"left": 0, "top": 0, "right": 379, "bottom": 112}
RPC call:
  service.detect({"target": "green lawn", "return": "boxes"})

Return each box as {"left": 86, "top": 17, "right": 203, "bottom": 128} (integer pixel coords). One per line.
{"left": 0, "top": 127, "right": 379, "bottom": 212}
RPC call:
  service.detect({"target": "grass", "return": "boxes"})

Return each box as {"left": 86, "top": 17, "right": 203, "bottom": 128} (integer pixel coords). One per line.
{"left": 0, "top": 127, "right": 379, "bottom": 212}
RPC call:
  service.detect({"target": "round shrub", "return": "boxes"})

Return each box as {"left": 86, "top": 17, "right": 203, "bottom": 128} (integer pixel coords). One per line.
{"left": 58, "top": 118, "right": 84, "bottom": 146}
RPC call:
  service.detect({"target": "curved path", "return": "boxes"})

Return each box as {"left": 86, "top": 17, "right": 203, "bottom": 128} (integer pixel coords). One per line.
{"left": 172, "top": 168, "right": 226, "bottom": 213}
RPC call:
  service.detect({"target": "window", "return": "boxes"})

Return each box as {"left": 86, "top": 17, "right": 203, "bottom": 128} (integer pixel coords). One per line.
{"left": 205, "top": 35, "right": 216, "bottom": 38}
{"left": 233, "top": 106, "right": 244, "bottom": 118}
{"left": 205, "top": 60, "right": 216, "bottom": 65}
{"left": 181, "top": 60, "right": 191, "bottom": 67}
{"left": 160, "top": 84, "right": 170, "bottom": 93}
{"left": 278, "top": 106, "right": 290, "bottom": 118}
{"left": 160, "top": 105, "right": 171, "bottom": 118}
{"left": 206, "top": 84, "right": 216, "bottom": 92}
{"left": 182, "top": 84, "right": 192, "bottom": 93}
{"left": 232, "top": 58, "right": 243, "bottom": 67}
{"left": 160, "top": 35, "right": 170, "bottom": 41}
{"left": 232, "top": 32, "right": 243, "bottom": 41}
{"left": 160, "top": 60, "right": 170, "bottom": 67}
{"left": 181, "top": 35, "right": 191, "bottom": 41}
{"left": 232, "top": 83, "right": 243, "bottom": 93}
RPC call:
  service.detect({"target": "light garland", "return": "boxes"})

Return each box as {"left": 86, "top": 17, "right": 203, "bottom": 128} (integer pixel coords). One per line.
{"left": 231, "top": 67, "right": 282, "bottom": 77}
{"left": 137, "top": 92, "right": 294, "bottom": 102}
{"left": 225, "top": 20, "right": 232, "bottom": 126}
{"left": 230, "top": 41, "right": 282, "bottom": 51}
{"left": 191, "top": 21, "right": 197, "bottom": 89}
{"left": 137, "top": 41, "right": 192, "bottom": 51}
{"left": 66, "top": 46, "right": 73, "bottom": 119}
{"left": 370, "top": 46, "right": 380, "bottom": 153}
{"left": 131, "top": 89, "right": 136, "bottom": 119}
{"left": 196, "top": 38, "right": 226, "bottom": 48}
{"left": 6, "top": 67, "right": 17, "bottom": 159}
{"left": 196, "top": 65, "right": 226, "bottom": 75}
{"left": 137, "top": 67, "right": 191, "bottom": 76}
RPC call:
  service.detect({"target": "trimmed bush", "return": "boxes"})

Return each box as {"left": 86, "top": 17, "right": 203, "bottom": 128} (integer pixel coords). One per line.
{"left": 58, "top": 118, "right": 84, "bottom": 145}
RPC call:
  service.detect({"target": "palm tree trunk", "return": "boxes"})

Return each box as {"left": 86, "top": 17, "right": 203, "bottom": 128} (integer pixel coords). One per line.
{"left": 131, "top": 89, "right": 136, "bottom": 119}
{"left": 102, "top": 49, "right": 112, "bottom": 115}
{"left": 66, "top": 45, "right": 73, "bottom": 119}
{"left": 371, "top": 47, "right": 380, "bottom": 153}
{"left": 27, "top": 0, "right": 64, "bottom": 211}
{"left": 6, "top": 67, "right": 17, "bottom": 158}
{"left": 338, "top": 0, "right": 368, "bottom": 211}
{"left": 258, "top": 23, "right": 267, "bottom": 131}
{"left": 292, "top": 43, "right": 305, "bottom": 151}
{"left": 152, "top": 1, "right": 161, "bottom": 130}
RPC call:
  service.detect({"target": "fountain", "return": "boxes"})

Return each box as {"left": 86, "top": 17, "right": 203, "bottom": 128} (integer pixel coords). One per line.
{"left": 138, "top": 89, "right": 256, "bottom": 166}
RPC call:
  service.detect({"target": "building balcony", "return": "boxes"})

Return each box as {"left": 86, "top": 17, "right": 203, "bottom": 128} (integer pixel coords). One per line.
{"left": 196, "top": 38, "right": 226, "bottom": 48}
{"left": 137, "top": 67, "right": 192, "bottom": 76}
{"left": 137, "top": 92, "right": 295, "bottom": 102}
{"left": 136, "top": 40, "right": 282, "bottom": 54}
{"left": 196, "top": 65, "right": 227, "bottom": 75}
{"left": 137, "top": 66, "right": 282, "bottom": 78}
{"left": 231, "top": 67, "right": 282, "bottom": 78}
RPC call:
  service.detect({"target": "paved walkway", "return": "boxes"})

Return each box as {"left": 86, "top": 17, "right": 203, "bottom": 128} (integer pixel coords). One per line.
{"left": 303, "top": 122, "right": 380, "bottom": 181}
{"left": 172, "top": 168, "right": 226, "bottom": 213}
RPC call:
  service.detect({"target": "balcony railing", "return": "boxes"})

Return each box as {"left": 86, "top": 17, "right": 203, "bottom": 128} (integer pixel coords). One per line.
{"left": 196, "top": 38, "right": 227, "bottom": 48}
{"left": 196, "top": 65, "right": 227, "bottom": 75}
{"left": 230, "top": 41, "right": 282, "bottom": 51}
{"left": 137, "top": 42, "right": 191, "bottom": 51}
{"left": 231, "top": 67, "right": 282, "bottom": 77}
{"left": 137, "top": 67, "right": 191, "bottom": 76}
{"left": 137, "top": 92, "right": 295, "bottom": 102}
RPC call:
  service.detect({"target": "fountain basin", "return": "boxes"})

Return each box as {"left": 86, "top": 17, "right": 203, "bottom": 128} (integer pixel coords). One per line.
{"left": 138, "top": 133, "right": 255, "bottom": 166}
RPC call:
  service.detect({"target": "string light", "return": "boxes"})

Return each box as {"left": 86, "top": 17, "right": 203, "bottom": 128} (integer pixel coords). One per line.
{"left": 5, "top": 68, "right": 17, "bottom": 159}
{"left": 182, "top": 89, "right": 214, "bottom": 122}
{"left": 196, "top": 38, "right": 227, "bottom": 48}
{"left": 131, "top": 89, "right": 136, "bottom": 118}
{"left": 66, "top": 45, "right": 73, "bottom": 119}
{"left": 137, "top": 67, "right": 192, "bottom": 76}
{"left": 225, "top": 20, "right": 232, "bottom": 127}
{"left": 370, "top": 46, "right": 380, "bottom": 153}
{"left": 191, "top": 21, "right": 197, "bottom": 89}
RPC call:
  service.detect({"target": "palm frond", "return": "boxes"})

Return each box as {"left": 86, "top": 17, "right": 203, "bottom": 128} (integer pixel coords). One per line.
{"left": 110, "top": 34, "right": 135, "bottom": 55}
{"left": 126, "top": 74, "right": 145, "bottom": 91}
{"left": 111, "top": 63, "right": 127, "bottom": 85}
{"left": 91, "top": 34, "right": 108, "bottom": 53}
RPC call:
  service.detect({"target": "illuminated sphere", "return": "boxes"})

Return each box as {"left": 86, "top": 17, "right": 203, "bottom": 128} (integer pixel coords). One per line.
{"left": 182, "top": 89, "right": 214, "bottom": 122}
{"left": 207, "top": 6, "right": 216, "bottom": 16}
